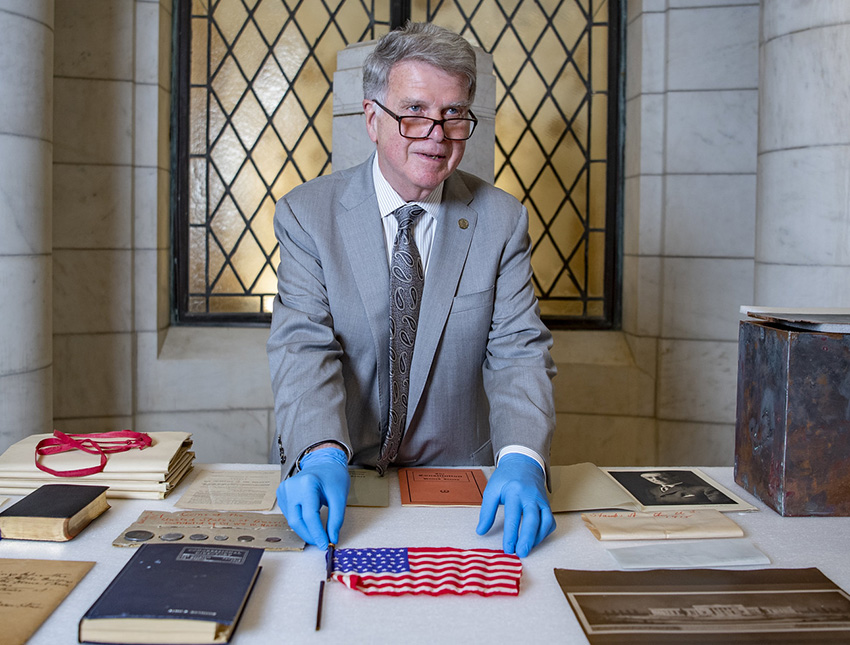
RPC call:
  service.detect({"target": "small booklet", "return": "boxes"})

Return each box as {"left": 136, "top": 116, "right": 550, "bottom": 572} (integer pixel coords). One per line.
{"left": 398, "top": 468, "right": 488, "bottom": 506}
{"left": 347, "top": 468, "right": 389, "bottom": 507}
{"left": 79, "top": 543, "right": 263, "bottom": 645}
{"left": 582, "top": 509, "right": 744, "bottom": 541}
{"left": 1, "top": 558, "right": 95, "bottom": 645}
{"left": 0, "top": 483, "right": 110, "bottom": 541}
{"left": 549, "top": 464, "right": 756, "bottom": 513}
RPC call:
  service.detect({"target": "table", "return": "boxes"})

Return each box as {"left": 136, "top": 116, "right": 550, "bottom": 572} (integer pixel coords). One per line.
{"left": 3, "top": 466, "right": 850, "bottom": 644}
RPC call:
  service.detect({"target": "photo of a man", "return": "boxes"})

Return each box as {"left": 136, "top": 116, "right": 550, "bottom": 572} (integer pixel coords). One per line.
{"left": 606, "top": 469, "right": 736, "bottom": 507}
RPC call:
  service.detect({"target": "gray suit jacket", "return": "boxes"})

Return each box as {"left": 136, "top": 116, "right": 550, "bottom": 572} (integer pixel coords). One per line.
{"left": 267, "top": 156, "right": 556, "bottom": 477}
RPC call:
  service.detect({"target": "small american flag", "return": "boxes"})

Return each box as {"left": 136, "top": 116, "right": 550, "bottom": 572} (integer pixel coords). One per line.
{"left": 329, "top": 547, "right": 522, "bottom": 596}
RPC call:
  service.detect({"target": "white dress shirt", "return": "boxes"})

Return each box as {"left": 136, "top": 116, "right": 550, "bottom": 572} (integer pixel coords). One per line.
{"left": 372, "top": 158, "right": 546, "bottom": 476}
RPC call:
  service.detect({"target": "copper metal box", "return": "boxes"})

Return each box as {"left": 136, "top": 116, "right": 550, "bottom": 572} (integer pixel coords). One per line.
{"left": 735, "top": 317, "right": 850, "bottom": 516}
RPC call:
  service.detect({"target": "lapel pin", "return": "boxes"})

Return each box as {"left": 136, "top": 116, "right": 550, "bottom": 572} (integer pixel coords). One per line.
{"left": 458, "top": 218, "right": 469, "bottom": 230}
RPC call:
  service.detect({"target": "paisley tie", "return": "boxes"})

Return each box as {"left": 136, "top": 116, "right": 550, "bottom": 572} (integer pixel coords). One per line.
{"left": 377, "top": 204, "right": 425, "bottom": 475}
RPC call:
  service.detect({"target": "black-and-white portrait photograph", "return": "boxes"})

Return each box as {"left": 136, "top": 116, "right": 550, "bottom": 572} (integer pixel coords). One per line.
{"left": 604, "top": 468, "right": 737, "bottom": 507}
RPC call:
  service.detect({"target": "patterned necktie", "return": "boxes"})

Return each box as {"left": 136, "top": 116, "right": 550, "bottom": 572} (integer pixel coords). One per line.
{"left": 376, "top": 204, "right": 425, "bottom": 475}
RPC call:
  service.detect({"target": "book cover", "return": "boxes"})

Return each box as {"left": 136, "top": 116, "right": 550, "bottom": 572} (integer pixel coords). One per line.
{"left": 347, "top": 468, "right": 390, "bottom": 507}
{"left": 79, "top": 543, "right": 263, "bottom": 644}
{"left": 0, "top": 483, "right": 109, "bottom": 541}
{"left": 398, "top": 468, "right": 488, "bottom": 506}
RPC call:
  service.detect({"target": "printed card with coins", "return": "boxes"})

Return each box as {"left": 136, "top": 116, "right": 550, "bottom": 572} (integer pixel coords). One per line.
{"left": 113, "top": 509, "right": 305, "bottom": 550}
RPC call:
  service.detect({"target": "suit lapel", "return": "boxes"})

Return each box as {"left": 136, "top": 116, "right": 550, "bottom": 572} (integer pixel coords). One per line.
{"left": 338, "top": 159, "right": 391, "bottom": 416}
{"left": 407, "top": 173, "right": 477, "bottom": 420}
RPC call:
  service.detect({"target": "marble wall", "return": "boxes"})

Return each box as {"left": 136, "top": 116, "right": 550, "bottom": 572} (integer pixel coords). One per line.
{"left": 2, "top": 0, "right": 845, "bottom": 468}
{"left": 579, "top": 0, "right": 761, "bottom": 466}
{"left": 0, "top": 0, "right": 54, "bottom": 450}
{"left": 756, "top": 1, "right": 850, "bottom": 306}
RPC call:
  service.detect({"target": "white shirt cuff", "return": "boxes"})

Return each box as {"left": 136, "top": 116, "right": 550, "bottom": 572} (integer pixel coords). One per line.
{"left": 496, "top": 445, "right": 546, "bottom": 475}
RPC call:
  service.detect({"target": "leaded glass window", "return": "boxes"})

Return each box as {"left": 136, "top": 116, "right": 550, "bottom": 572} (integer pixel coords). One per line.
{"left": 173, "top": 0, "right": 622, "bottom": 327}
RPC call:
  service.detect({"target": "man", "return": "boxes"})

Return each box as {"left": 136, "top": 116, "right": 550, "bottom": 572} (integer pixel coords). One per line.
{"left": 639, "top": 472, "right": 732, "bottom": 505}
{"left": 268, "top": 22, "right": 556, "bottom": 558}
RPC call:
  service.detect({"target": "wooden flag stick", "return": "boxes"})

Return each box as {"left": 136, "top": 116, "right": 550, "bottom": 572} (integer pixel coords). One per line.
{"left": 316, "top": 544, "right": 335, "bottom": 630}
{"left": 315, "top": 580, "right": 325, "bottom": 631}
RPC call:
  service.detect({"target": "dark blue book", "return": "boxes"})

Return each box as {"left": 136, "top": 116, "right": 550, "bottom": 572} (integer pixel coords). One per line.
{"left": 79, "top": 543, "right": 263, "bottom": 644}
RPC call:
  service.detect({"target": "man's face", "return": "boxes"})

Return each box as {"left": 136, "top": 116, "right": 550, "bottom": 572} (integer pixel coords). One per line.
{"left": 642, "top": 473, "right": 676, "bottom": 486}
{"left": 363, "top": 60, "right": 470, "bottom": 202}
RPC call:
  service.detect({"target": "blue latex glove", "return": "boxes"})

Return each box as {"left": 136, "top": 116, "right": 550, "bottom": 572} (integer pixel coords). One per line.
{"left": 476, "top": 453, "right": 556, "bottom": 557}
{"left": 276, "top": 447, "right": 349, "bottom": 550}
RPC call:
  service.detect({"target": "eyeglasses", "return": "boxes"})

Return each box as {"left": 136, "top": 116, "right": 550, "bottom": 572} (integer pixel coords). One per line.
{"left": 372, "top": 100, "right": 477, "bottom": 141}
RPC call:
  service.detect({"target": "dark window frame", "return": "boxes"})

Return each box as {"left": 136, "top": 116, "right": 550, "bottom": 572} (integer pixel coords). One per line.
{"left": 171, "top": 0, "right": 624, "bottom": 329}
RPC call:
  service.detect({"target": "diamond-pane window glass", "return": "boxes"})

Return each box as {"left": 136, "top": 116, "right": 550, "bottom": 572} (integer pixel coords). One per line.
{"left": 174, "top": 0, "right": 622, "bottom": 328}
{"left": 412, "top": 0, "right": 622, "bottom": 326}
{"left": 174, "top": 0, "right": 389, "bottom": 322}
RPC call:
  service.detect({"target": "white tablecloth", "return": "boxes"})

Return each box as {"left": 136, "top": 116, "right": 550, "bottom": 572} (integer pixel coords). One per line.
{"left": 2, "top": 465, "right": 849, "bottom": 644}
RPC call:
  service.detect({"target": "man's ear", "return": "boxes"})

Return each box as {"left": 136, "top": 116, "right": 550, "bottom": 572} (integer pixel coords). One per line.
{"left": 363, "top": 100, "right": 379, "bottom": 143}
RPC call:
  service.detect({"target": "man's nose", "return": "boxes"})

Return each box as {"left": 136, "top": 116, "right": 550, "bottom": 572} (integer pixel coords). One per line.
{"left": 427, "top": 120, "right": 446, "bottom": 142}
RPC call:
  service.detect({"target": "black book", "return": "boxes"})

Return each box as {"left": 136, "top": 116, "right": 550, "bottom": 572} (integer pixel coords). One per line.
{"left": 79, "top": 543, "right": 263, "bottom": 644}
{"left": 0, "top": 483, "right": 109, "bottom": 541}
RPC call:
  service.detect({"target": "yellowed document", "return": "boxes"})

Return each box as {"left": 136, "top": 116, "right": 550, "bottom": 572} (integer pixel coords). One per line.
{"left": 548, "top": 463, "right": 637, "bottom": 512}
{"left": 582, "top": 509, "right": 745, "bottom": 540}
{"left": 0, "top": 558, "right": 94, "bottom": 645}
{"left": 347, "top": 468, "right": 389, "bottom": 507}
{"left": 176, "top": 469, "right": 278, "bottom": 510}
{"left": 0, "top": 431, "right": 192, "bottom": 476}
{"left": 548, "top": 463, "right": 757, "bottom": 513}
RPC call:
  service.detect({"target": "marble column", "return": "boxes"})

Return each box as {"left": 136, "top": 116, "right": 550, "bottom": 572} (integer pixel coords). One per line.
{"left": 0, "top": 0, "right": 54, "bottom": 452}
{"left": 756, "top": 2, "right": 850, "bottom": 306}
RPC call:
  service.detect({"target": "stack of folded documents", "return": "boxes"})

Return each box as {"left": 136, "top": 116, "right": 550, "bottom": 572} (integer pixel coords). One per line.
{"left": 0, "top": 432, "right": 194, "bottom": 499}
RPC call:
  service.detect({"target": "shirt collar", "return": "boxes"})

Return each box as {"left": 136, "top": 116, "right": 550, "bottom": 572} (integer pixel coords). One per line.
{"left": 372, "top": 155, "right": 443, "bottom": 220}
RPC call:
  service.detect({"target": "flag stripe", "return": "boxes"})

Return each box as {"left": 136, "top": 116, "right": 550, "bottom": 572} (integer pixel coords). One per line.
{"left": 331, "top": 547, "right": 522, "bottom": 596}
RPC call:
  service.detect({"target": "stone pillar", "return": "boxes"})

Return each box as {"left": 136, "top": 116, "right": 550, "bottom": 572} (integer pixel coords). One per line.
{"left": 332, "top": 41, "right": 496, "bottom": 182}
{"left": 0, "top": 0, "right": 54, "bottom": 452}
{"left": 755, "top": 2, "right": 850, "bottom": 306}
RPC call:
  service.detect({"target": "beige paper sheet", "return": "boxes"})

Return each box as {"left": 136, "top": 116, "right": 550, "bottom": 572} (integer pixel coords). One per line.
{"left": 548, "top": 463, "right": 638, "bottom": 512}
{"left": 581, "top": 509, "right": 745, "bottom": 540}
{"left": 0, "top": 558, "right": 94, "bottom": 645}
{"left": 176, "top": 469, "right": 279, "bottom": 510}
